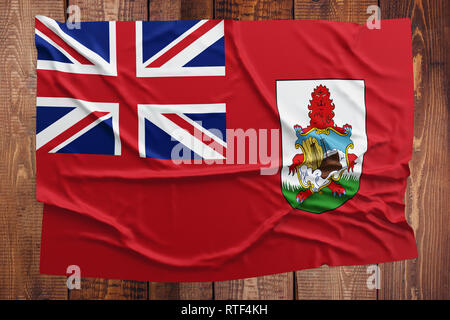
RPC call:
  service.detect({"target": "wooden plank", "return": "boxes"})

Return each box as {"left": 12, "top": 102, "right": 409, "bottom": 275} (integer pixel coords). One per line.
{"left": 215, "top": 273, "right": 294, "bottom": 300}
{"left": 378, "top": 0, "right": 449, "bottom": 300}
{"left": 295, "top": 0, "right": 377, "bottom": 25}
{"left": 0, "top": 0, "right": 67, "bottom": 299}
{"left": 149, "top": 0, "right": 214, "bottom": 20}
{"left": 181, "top": 0, "right": 214, "bottom": 19}
{"left": 296, "top": 265, "right": 375, "bottom": 300}
{"left": 215, "top": 0, "right": 293, "bottom": 20}
{"left": 149, "top": 0, "right": 182, "bottom": 21}
{"left": 213, "top": 0, "right": 294, "bottom": 300}
{"left": 149, "top": 282, "right": 213, "bottom": 300}
{"left": 293, "top": 0, "right": 378, "bottom": 300}
{"left": 69, "top": 278, "right": 147, "bottom": 300}
{"left": 66, "top": 0, "right": 148, "bottom": 300}
{"left": 68, "top": 0, "right": 147, "bottom": 21}
{"left": 147, "top": 0, "right": 215, "bottom": 300}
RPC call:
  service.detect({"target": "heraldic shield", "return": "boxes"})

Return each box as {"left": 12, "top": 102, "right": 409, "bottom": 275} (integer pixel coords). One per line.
{"left": 276, "top": 79, "right": 367, "bottom": 214}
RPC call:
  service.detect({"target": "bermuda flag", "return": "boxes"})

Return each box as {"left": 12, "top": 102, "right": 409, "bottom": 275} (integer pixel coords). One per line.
{"left": 36, "top": 16, "right": 417, "bottom": 282}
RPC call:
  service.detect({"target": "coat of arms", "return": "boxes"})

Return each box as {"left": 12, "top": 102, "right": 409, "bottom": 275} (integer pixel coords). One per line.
{"left": 277, "top": 80, "right": 367, "bottom": 213}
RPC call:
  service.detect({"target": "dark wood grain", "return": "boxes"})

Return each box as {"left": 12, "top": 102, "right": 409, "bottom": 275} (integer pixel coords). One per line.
{"left": 0, "top": 0, "right": 448, "bottom": 300}
{"left": 147, "top": 0, "right": 215, "bottom": 300}
{"left": 66, "top": 0, "right": 148, "bottom": 300}
{"left": 293, "top": 0, "right": 378, "bottom": 300}
{"left": 215, "top": 273, "right": 294, "bottom": 300}
{"left": 213, "top": 0, "right": 294, "bottom": 300}
{"left": 149, "top": 0, "right": 182, "bottom": 21}
{"left": 0, "top": 0, "right": 67, "bottom": 299}
{"left": 296, "top": 265, "right": 376, "bottom": 300}
{"left": 295, "top": 0, "right": 377, "bottom": 24}
{"left": 149, "top": 282, "right": 213, "bottom": 300}
{"left": 215, "top": 0, "right": 293, "bottom": 20}
{"left": 378, "top": 0, "right": 449, "bottom": 300}
{"left": 68, "top": 0, "right": 147, "bottom": 21}
{"left": 69, "top": 278, "right": 147, "bottom": 300}
{"left": 150, "top": 0, "right": 214, "bottom": 21}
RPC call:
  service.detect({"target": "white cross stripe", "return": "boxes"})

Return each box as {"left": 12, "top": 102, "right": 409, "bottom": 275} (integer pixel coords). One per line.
{"left": 136, "top": 20, "right": 225, "bottom": 77}
{"left": 36, "top": 97, "right": 121, "bottom": 155}
{"left": 35, "top": 16, "right": 117, "bottom": 76}
{"left": 137, "top": 104, "right": 227, "bottom": 159}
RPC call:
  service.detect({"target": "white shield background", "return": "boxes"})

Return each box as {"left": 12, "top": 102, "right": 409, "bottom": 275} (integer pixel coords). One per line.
{"left": 276, "top": 79, "right": 367, "bottom": 194}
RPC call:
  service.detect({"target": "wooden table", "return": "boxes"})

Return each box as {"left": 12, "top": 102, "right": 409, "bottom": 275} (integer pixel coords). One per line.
{"left": 0, "top": 0, "right": 448, "bottom": 300}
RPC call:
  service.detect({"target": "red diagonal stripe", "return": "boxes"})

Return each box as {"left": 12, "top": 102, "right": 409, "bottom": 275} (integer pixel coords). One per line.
{"left": 162, "top": 113, "right": 225, "bottom": 157}
{"left": 38, "top": 111, "right": 108, "bottom": 153}
{"left": 147, "top": 20, "right": 222, "bottom": 68}
{"left": 36, "top": 18, "right": 93, "bottom": 65}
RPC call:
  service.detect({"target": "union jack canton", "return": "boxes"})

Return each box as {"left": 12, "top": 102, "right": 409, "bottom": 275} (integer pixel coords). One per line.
{"left": 35, "top": 16, "right": 226, "bottom": 160}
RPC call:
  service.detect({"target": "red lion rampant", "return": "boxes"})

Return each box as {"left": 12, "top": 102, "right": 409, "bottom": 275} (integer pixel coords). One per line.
{"left": 298, "top": 84, "right": 347, "bottom": 134}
